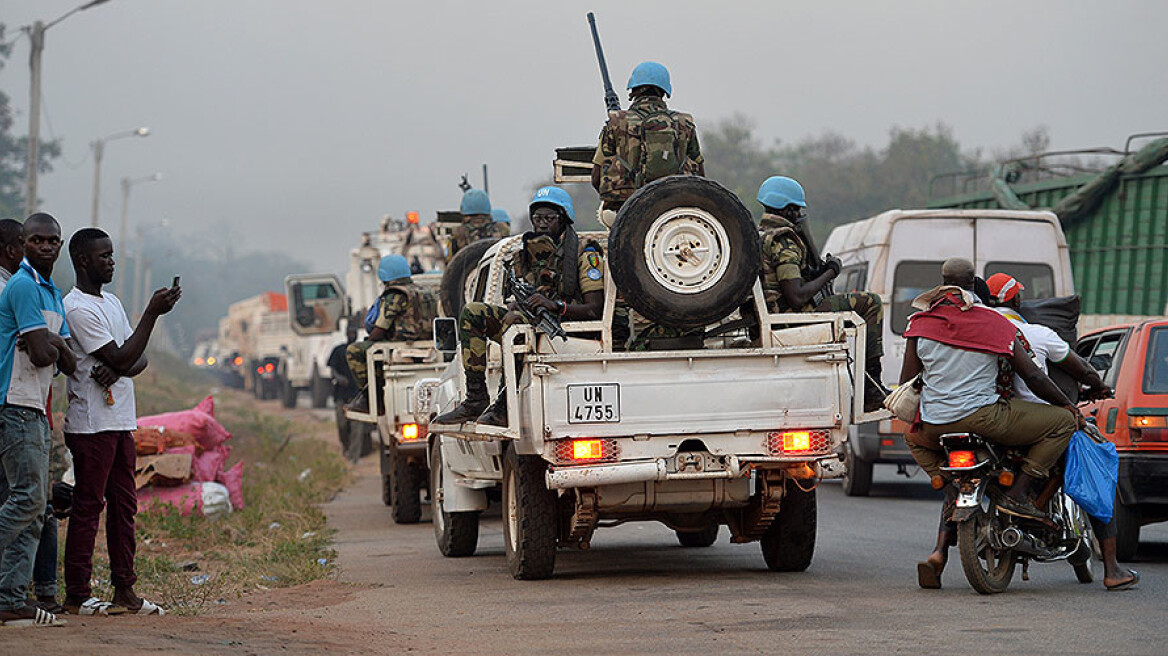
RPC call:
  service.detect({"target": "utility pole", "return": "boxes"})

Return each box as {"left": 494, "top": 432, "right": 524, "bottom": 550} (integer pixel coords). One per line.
{"left": 116, "top": 173, "right": 160, "bottom": 301}
{"left": 91, "top": 139, "right": 106, "bottom": 226}
{"left": 23, "top": 22, "right": 45, "bottom": 218}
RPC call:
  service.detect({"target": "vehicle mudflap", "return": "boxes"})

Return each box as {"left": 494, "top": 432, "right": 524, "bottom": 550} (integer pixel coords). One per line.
{"left": 727, "top": 470, "right": 784, "bottom": 543}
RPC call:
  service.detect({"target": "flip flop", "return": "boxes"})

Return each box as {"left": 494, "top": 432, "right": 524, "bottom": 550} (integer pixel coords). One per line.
{"left": 66, "top": 597, "right": 119, "bottom": 616}
{"left": 1106, "top": 569, "right": 1139, "bottom": 591}
{"left": 917, "top": 561, "right": 942, "bottom": 589}
{"left": 123, "top": 599, "right": 167, "bottom": 616}
{"left": 0, "top": 607, "right": 67, "bottom": 628}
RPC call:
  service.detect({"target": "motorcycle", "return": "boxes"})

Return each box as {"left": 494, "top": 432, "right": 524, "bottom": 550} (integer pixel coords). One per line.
{"left": 940, "top": 432, "right": 1095, "bottom": 594}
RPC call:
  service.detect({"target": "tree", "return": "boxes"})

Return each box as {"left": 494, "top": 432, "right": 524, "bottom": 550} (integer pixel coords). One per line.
{"left": 0, "top": 23, "right": 62, "bottom": 218}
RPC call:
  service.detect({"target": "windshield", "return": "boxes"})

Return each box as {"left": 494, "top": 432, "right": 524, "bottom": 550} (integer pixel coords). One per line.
{"left": 892, "top": 261, "right": 944, "bottom": 334}
{"left": 1145, "top": 326, "right": 1168, "bottom": 394}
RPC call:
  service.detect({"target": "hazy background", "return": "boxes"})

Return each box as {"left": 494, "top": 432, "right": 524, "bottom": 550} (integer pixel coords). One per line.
{"left": 1, "top": 0, "right": 1165, "bottom": 346}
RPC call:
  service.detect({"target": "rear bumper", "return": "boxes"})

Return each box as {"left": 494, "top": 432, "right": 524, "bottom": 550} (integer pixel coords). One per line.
{"left": 545, "top": 455, "right": 839, "bottom": 490}
{"left": 1118, "top": 452, "right": 1168, "bottom": 506}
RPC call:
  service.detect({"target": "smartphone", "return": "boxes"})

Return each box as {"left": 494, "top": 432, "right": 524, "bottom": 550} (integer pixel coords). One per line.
{"left": 172, "top": 275, "right": 181, "bottom": 288}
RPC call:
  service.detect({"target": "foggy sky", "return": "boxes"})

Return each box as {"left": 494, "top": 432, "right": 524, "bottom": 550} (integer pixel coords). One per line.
{"left": 2, "top": 0, "right": 1164, "bottom": 276}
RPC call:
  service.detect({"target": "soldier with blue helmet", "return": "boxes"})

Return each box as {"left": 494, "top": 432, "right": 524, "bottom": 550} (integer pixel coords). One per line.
{"left": 434, "top": 186, "right": 606, "bottom": 427}
{"left": 343, "top": 254, "right": 438, "bottom": 413}
{"left": 491, "top": 208, "right": 511, "bottom": 226}
{"left": 448, "top": 189, "right": 510, "bottom": 259}
{"left": 756, "top": 176, "right": 887, "bottom": 411}
{"left": 591, "top": 61, "right": 705, "bottom": 212}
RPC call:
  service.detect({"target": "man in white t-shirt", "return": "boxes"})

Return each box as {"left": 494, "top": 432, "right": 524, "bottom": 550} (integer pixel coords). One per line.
{"left": 61, "top": 228, "right": 180, "bottom": 616}
{"left": 985, "top": 272, "right": 1137, "bottom": 591}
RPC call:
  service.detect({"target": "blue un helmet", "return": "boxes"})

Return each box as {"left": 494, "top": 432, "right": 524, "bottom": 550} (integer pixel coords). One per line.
{"left": 460, "top": 189, "right": 492, "bottom": 216}
{"left": 627, "top": 61, "right": 671, "bottom": 97}
{"left": 757, "top": 176, "right": 807, "bottom": 210}
{"left": 530, "top": 186, "right": 575, "bottom": 223}
{"left": 491, "top": 208, "right": 511, "bottom": 224}
{"left": 378, "top": 254, "right": 412, "bottom": 282}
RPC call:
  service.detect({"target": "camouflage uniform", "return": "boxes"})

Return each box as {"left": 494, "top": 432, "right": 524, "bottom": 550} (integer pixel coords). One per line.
{"left": 592, "top": 96, "right": 703, "bottom": 208}
{"left": 758, "top": 213, "right": 883, "bottom": 365}
{"left": 448, "top": 215, "right": 510, "bottom": 258}
{"left": 346, "top": 281, "right": 438, "bottom": 388}
{"left": 460, "top": 234, "right": 605, "bottom": 374}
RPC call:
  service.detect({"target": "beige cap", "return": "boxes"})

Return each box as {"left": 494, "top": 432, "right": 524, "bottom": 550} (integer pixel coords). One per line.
{"left": 941, "top": 257, "right": 975, "bottom": 280}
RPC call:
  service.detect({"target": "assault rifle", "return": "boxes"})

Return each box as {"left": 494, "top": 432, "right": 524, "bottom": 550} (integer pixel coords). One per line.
{"left": 506, "top": 270, "right": 568, "bottom": 342}
{"left": 587, "top": 12, "right": 621, "bottom": 113}
{"left": 794, "top": 218, "right": 835, "bottom": 307}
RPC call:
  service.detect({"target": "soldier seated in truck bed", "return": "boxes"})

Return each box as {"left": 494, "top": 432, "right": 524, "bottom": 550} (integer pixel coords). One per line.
{"left": 345, "top": 254, "right": 438, "bottom": 413}
{"left": 434, "top": 186, "right": 604, "bottom": 427}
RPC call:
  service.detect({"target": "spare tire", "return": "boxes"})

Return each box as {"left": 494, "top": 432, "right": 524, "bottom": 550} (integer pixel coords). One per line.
{"left": 609, "top": 176, "right": 760, "bottom": 329}
{"left": 439, "top": 238, "right": 498, "bottom": 318}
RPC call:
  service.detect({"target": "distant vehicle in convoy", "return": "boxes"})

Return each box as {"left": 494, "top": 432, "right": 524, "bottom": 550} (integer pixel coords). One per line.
{"left": 215, "top": 292, "right": 295, "bottom": 399}
{"left": 423, "top": 177, "right": 881, "bottom": 580}
{"left": 1075, "top": 318, "right": 1168, "bottom": 561}
{"left": 822, "top": 209, "right": 1074, "bottom": 495}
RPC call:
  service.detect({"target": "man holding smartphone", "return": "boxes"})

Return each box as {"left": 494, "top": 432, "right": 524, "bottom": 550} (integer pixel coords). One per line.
{"left": 60, "top": 228, "right": 179, "bottom": 616}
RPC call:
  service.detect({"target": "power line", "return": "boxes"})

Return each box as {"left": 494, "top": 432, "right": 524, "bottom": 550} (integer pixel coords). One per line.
{"left": 38, "top": 89, "right": 90, "bottom": 170}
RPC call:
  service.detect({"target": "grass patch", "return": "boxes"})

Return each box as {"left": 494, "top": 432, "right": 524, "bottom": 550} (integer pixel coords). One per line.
{"left": 72, "top": 352, "right": 349, "bottom": 615}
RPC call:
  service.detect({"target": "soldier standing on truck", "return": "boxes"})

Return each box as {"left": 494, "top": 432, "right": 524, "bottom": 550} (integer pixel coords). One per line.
{"left": 344, "top": 255, "right": 438, "bottom": 414}
{"left": 590, "top": 61, "right": 704, "bottom": 212}
{"left": 447, "top": 189, "right": 510, "bottom": 259}
{"left": 434, "top": 186, "right": 605, "bottom": 427}
{"left": 756, "top": 176, "right": 888, "bottom": 412}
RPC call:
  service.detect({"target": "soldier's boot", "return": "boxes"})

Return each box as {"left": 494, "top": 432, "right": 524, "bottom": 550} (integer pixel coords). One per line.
{"left": 863, "top": 363, "right": 890, "bottom": 413}
{"left": 344, "top": 387, "right": 370, "bottom": 414}
{"left": 476, "top": 380, "right": 509, "bottom": 427}
{"left": 433, "top": 371, "right": 489, "bottom": 425}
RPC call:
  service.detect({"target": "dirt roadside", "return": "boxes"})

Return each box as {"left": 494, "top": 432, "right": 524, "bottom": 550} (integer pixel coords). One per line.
{"left": 6, "top": 397, "right": 417, "bottom": 656}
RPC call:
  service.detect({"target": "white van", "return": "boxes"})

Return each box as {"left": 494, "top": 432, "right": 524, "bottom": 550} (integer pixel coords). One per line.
{"left": 821, "top": 209, "right": 1074, "bottom": 495}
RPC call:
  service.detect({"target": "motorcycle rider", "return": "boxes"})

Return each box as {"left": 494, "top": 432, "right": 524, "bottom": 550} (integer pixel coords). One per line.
{"left": 433, "top": 186, "right": 604, "bottom": 427}
{"left": 981, "top": 272, "right": 1138, "bottom": 590}
{"left": 900, "top": 258, "right": 1084, "bottom": 587}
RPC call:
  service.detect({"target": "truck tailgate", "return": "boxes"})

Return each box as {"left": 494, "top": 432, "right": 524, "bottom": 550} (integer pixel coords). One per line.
{"left": 531, "top": 346, "right": 848, "bottom": 439}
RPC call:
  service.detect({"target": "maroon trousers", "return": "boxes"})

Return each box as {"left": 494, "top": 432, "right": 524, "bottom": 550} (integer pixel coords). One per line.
{"left": 64, "top": 431, "right": 138, "bottom": 598}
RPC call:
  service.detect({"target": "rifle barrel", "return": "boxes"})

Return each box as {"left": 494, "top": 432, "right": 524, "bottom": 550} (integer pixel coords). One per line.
{"left": 587, "top": 12, "right": 620, "bottom": 112}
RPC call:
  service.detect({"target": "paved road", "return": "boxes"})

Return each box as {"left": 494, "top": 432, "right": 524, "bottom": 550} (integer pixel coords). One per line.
{"left": 326, "top": 458, "right": 1168, "bottom": 655}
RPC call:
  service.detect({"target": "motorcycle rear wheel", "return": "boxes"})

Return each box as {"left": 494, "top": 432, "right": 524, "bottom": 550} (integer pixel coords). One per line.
{"left": 957, "top": 507, "right": 1017, "bottom": 594}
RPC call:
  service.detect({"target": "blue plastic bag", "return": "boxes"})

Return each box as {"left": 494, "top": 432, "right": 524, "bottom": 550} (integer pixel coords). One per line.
{"left": 364, "top": 297, "right": 382, "bottom": 334}
{"left": 1064, "top": 427, "right": 1119, "bottom": 523}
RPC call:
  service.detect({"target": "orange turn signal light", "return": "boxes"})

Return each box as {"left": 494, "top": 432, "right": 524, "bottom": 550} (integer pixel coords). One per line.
{"left": 998, "top": 471, "right": 1015, "bottom": 487}
{"left": 206, "top": 357, "right": 217, "bottom": 366}
{"left": 400, "top": 423, "right": 423, "bottom": 441}
{"left": 264, "top": 363, "right": 275, "bottom": 373}
{"left": 948, "top": 450, "right": 977, "bottom": 468}
{"left": 233, "top": 356, "right": 243, "bottom": 366}
{"left": 194, "top": 357, "right": 205, "bottom": 366}
{"left": 780, "top": 431, "right": 812, "bottom": 452}
{"left": 571, "top": 439, "right": 605, "bottom": 461}
{"left": 1130, "top": 415, "right": 1168, "bottom": 429}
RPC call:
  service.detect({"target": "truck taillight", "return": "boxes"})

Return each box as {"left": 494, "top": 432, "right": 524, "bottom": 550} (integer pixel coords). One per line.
{"left": 207, "top": 357, "right": 217, "bottom": 365}
{"left": 194, "top": 357, "right": 205, "bottom": 366}
{"left": 1130, "top": 415, "right": 1168, "bottom": 442}
{"left": 233, "top": 356, "right": 243, "bottom": 366}
{"left": 767, "top": 430, "right": 830, "bottom": 455}
{"left": 948, "top": 450, "right": 977, "bottom": 468}
{"left": 553, "top": 438, "right": 620, "bottom": 464}
{"left": 399, "top": 423, "right": 426, "bottom": 442}
{"left": 264, "top": 363, "right": 275, "bottom": 373}
{"left": 255, "top": 366, "right": 264, "bottom": 374}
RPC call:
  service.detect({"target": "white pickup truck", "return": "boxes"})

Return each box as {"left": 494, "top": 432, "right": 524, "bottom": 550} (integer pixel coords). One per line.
{"left": 423, "top": 176, "right": 878, "bottom": 579}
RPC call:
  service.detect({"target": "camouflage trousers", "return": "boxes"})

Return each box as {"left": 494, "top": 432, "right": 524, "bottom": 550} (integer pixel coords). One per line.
{"left": 345, "top": 340, "right": 374, "bottom": 389}
{"left": 459, "top": 302, "right": 511, "bottom": 374}
{"left": 814, "top": 292, "right": 883, "bottom": 367}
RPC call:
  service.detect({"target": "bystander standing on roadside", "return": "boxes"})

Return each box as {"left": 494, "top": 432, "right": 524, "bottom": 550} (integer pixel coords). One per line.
{"left": 0, "top": 213, "right": 76, "bottom": 627}
{"left": 60, "top": 228, "right": 180, "bottom": 616}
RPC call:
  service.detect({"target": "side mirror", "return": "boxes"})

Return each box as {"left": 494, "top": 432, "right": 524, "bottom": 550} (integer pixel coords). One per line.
{"left": 433, "top": 317, "right": 458, "bottom": 354}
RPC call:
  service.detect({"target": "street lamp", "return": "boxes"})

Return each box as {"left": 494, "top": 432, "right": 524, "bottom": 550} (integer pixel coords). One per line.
{"left": 22, "top": 0, "right": 114, "bottom": 217}
{"left": 116, "top": 173, "right": 161, "bottom": 301}
{"left": 91, "top": 127, "right": 150, "bottom": 227}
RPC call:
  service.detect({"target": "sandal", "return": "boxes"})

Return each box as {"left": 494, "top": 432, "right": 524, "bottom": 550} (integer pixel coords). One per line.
{"left": 110, "top": 598, "right": 166, "bottom": 616}
{"left": 1106, "top": 569, "right": 1139, "bottom": 591}
{"left": 0, "top": 607, "right": 67, "bottom": 628}
{"left": 65, "top": 597, "right": 119, "bottom": 616}
{"left": 28, "top": 598, "right": 65, "bottom": 615}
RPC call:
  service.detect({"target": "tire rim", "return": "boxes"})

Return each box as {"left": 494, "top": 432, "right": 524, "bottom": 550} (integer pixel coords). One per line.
{"left": 506, "top": 468, "right": 519, "bottom": 553}
{"left": 642, "top": 207, "right": 731, "bottom": 295}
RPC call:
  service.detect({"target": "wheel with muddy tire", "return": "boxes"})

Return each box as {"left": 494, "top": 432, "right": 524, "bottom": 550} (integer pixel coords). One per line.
{"left": 430, "top": 441, "right": 479, "bottom": 557}
{"left": 502, "top": 448, "right": 558, "bottom": 580}
{"left": 279, "top": 374, "right": 297, "bottom": 409}
{"left": 440, "top": 238, "right": 499, "bottom": 318}
{"left": 609, "top": 176, "right": 760, "bottom": 329}
{"left": 310, "top": 366, "right": 330, "bottom": 409}
{"left": 676, "top": 525, "right": 719, "bottom": 548}
{"left": 760, "top": 478, "right": 817, "bottom": 572}
{"left": 391, "top": 448, "right": 423, "bottom": 524}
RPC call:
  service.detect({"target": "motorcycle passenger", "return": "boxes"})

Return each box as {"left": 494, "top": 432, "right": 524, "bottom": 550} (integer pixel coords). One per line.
{"left": 433, "top": 186, "right": 605, "bottom": 427}
{"left": 344, "top": 254, "right": 438, "bottom": 414}
{"left": 984, "top": 272, "right": 1138, "bottom": 590}
{"left": 756, "top": 176, "right": 887, "bottom": 412}
{"left": 900, "top": 258, "right": 1085, "bottom": 587}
